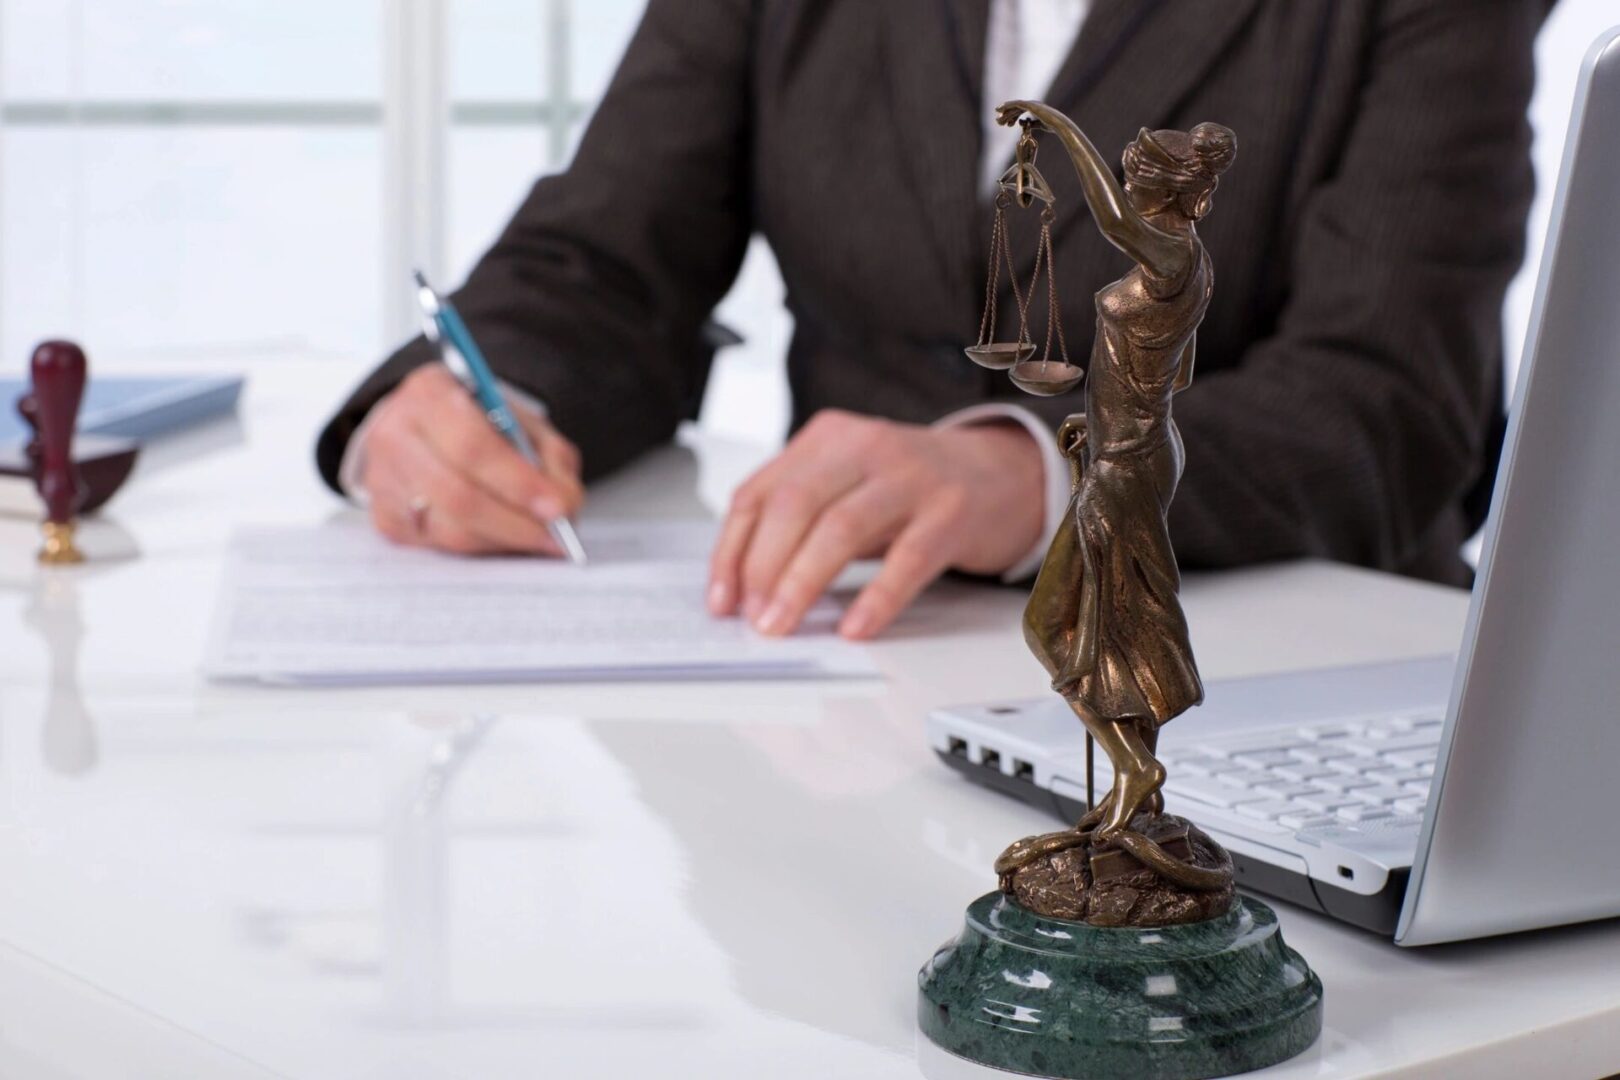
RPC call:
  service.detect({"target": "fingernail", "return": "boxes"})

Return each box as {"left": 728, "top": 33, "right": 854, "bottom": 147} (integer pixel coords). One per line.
{"left": 707, "top": 579, "right": 732, "bottom": 615}
{"left": 531, "top": 496, "right": 564, "bottom": 521}
{"left": 840, "top": 603, "right": 877, "bottom": 640}
{"left": 743, "top": 593, "right": 765, "bottom": 622}
{"left": 755, "top": 598, "right": 790, "bottom": 636}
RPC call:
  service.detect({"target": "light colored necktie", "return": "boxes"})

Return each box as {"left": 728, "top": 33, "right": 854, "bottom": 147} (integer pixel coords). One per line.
{"left": 981, "top": 0, "right": 1090, "bottom": 197}
{"left": 981, "top": 0, "right": 1024, "bottom": 196}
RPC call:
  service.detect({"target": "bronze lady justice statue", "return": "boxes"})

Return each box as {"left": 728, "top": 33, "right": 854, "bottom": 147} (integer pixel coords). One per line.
{"left": 920, "top": 105, "right": 1318, "bottom": 1079}
{"left": 985, "top": 101, "right": 1238, "bottom": 917}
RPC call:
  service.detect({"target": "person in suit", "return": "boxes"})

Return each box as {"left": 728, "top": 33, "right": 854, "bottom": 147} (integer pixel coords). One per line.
{"left": 317, "top": 0, "right": 1549, "bottom": 640}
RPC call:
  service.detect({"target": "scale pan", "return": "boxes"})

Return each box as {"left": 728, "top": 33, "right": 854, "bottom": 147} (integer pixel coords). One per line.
{"left": 1010, "top": 360, "right": 1085, "bottom": 396}
{"left": 964, "top": 342, "right": 1036, "bottom": 371}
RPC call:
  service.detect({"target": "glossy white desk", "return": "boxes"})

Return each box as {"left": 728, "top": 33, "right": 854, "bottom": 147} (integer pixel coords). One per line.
{"left": 2, "top": 359, "right": 1617, "bottom": 1080}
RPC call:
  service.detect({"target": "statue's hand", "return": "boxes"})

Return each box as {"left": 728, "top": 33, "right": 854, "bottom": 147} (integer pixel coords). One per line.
{"left": 1057, "top": 414, "right": 1088, "bottom": 493}
{"left": 996, "top": 101, "right": 1045, "bottom": 129}
{"left": 1057, "top": 413, "right": 1088, "bottom": 460}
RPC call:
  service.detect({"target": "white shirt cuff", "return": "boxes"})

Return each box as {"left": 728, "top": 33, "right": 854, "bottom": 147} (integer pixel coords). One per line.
{"left": 933, "top": 403, "right": 1069, "bottom": 583}
{"left": 335, "top": 371, "right": 547, "bottom": 507}
{"left": 337, "top": 407, "right": 382, "bottom": 507}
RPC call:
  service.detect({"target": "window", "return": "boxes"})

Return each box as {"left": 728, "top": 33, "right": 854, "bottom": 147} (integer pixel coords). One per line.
{"left": 0, "top": 0, "right": 387, "bottom": 365}
{"left": 0, "top": 0, "right": 787, "bottom": 440}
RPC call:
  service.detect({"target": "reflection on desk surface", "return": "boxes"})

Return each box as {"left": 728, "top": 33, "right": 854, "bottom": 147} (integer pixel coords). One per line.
{"left": 0, "top": 702, "right": 929, "bottom": 1076}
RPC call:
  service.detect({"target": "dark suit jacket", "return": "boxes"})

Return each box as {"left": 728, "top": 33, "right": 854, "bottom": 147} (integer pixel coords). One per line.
{"left": 318, "top": 0, "right": 1548, "bottom": 586}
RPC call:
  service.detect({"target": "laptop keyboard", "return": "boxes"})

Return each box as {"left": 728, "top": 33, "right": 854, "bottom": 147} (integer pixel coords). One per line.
{"left": 1158, "top": 711, "right": 1445, "bottom": 831}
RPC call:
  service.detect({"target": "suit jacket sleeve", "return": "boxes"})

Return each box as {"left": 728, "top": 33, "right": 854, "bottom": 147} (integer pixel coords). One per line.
{"left": 1166, "top": 0, "right": 1538, "bottom": 575}
{"left": 315, "top": 0, "right": 755, "bottom": 490}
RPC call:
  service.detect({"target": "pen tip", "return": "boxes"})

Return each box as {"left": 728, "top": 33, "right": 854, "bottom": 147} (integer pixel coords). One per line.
{"left": 412, "top": 269, "right": 430, "bottom": 289}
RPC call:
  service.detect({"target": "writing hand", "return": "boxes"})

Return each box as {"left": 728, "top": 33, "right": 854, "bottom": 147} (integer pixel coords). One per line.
{"left": 706, "top": 410, "right": 1044, "bottom": 640}
{"left": 361, "top": 365, "right": 584, "bottom": 555}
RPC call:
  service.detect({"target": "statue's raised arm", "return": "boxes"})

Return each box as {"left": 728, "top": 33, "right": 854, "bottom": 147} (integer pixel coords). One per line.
{"left": 996, "top": 101, "right": 1190, "bottom": 280}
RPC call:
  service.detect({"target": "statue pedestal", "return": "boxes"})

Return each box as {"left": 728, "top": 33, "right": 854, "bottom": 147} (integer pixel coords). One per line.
{"left": 918, "top": 893, "right": 1322, "bottom": 1080}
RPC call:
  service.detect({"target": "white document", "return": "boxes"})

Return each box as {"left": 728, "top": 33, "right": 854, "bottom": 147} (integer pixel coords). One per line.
{"left": 205, "top": 521, "right": 878, "bottom": 685}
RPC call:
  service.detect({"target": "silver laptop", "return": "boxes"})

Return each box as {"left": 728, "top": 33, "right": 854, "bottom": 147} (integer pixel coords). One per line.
{"left": 927, "top": 26, "right": 1620, "bottom": 947}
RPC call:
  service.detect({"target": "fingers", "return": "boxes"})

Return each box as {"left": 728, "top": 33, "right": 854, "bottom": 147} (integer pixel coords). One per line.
{"left": 707, "top": 411, "right": 866, "bottom": 619}
{"left": 707, "top": 411, "right": 1039, "bottom": 641}
{"left": 707, "top": 493, "right": 761, "bottom": 616}
{"left": 370, "top": 418, "right": 563, "bottom": 556}
{"left": 707, "top": 449, "right": 802, "bottom": 616}
{"left": 359, "top": 365, "right": 590, "bottom": 556}
{"left": 753, "top": 476, "right": 912, "bottom": 637}
{"left": 838, "top": 487, "right": 966, "bottom": 640}
{"left": 514, "top": 399, "right": 586, "bottom": 517}
{"left": 739, "top": 466, "right": 864, "bottom": 621}
{"left": 413, "top": 379, "right": 579, "bottom": 523}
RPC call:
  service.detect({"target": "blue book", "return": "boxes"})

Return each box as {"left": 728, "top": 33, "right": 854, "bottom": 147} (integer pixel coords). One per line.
{"left": 0, "top": 374, "right": 243, "bottom": 445}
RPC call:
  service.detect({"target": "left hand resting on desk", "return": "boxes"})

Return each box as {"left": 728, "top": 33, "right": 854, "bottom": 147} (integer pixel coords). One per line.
{"left": 707, "top": 410, "right": 1044, "bottom": 640}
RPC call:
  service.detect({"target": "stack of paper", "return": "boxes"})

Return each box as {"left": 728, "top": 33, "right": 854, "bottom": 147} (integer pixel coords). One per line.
{"left": 205, "top": 521, "right": 877, "bottom": 685}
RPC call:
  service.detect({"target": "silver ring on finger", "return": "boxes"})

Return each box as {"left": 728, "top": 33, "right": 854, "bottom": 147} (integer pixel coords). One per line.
{"left": 407, "top": 494, "right": 431, "bottom": 537}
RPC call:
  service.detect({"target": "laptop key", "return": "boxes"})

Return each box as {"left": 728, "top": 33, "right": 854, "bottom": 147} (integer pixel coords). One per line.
{"left": 1215, "top": 769, "right": 1272, "bottom": 788}
{"left": 1336, "top": 804, "right": 1393, "bottom": 823}
{"left": 1387, "top": 712, "right": 1443, "bottom": 734}
{"left": 1291, "top": 744, "right": 1354, "bottom": 763}
{"left": 1366, "top": 766, "right": 1429, "bottom": 785}
{"left": 1394, "top": 796, "right": 1429, "bottom": 816}
{"left": 1270, "top": 763, "right": 1336, "bottom": 783}
{"left": 1373, "top": 733, "right": 1443, "bottom": 753}
{"left": 1198, "top": 737, "right": 1306, "bottom": 758}
{"left": 1382, "top": 748, "right": 1438, "bottom": 769}
{"left": 1314, "top": 773, "right": 1376, "bottom": 791}
{"left": 1403, "top": 780, "right": 1432, "bottom": 798}
{"left": 1253, "top": 781, "right": 1330, "bottom": 800}
{"left": 1232, "top": 750, "right": 1304, "bottom": 769}
{"left": 1352, "top": 785, "right": 1408, "bottom": 805}
{"left": 1297, "top": 723, "right": 1359, "bottom": 741}
{"left": 1294, "top": 793, "right": 1362, "bottom": 813}
{"left": 1338, "top": 740, "right": 1395, "bottom": 757}
{"left": 1162, "top": 779, "right": 1271, "bottom": 809}
{"left": 1169, "top": 755, "right": 1227, "bottom": 776}
{"left": 1235, "top": 800, "right": 1296, "bottom": 821}
{"left": 1278, "top": 811, "right": 1339, "bottom": 830}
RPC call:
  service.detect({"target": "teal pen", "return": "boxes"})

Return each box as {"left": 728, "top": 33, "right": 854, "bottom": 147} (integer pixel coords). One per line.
{"left": 413, "top": 270, "right": 589, "bottom": 566}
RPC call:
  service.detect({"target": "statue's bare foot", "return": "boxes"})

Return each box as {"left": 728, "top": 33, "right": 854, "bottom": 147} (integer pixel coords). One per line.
{"left": 1074, "top": 790, "right": 1114, "bottom": 833}
{"left": 1098, "top": 761, "right": 1165, "bottom": 837}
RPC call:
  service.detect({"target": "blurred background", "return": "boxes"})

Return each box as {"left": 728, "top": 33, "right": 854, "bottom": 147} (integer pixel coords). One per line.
{"left": 0, "top": 0, "right": 1614, "bottom": 448}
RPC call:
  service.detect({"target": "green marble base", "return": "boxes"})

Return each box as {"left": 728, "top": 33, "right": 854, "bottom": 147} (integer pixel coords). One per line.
{"left": 918, "top": 893, "right": 1322, "bottom": 1079}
